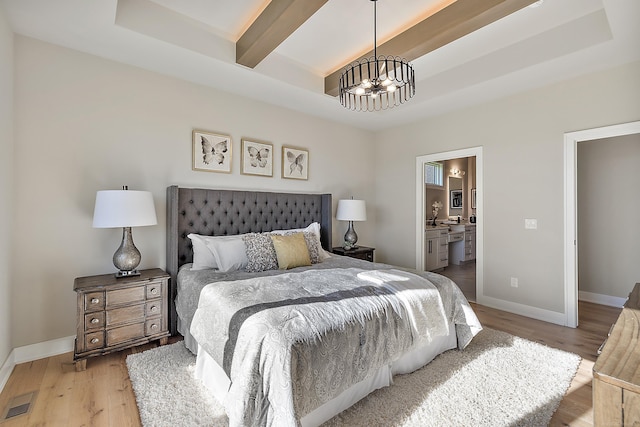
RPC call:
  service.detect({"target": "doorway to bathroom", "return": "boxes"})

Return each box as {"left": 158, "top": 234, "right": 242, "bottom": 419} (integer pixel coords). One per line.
{"left": 415, "top": 146, "right": 483, "bottom": 303}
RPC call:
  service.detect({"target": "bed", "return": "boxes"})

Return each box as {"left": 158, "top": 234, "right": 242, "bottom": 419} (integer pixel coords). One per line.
{"left": 165, "top": 185, "right": 481, "bottom": 427}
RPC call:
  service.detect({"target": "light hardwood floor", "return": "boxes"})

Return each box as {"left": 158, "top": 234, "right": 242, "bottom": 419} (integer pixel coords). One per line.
{"left": 439, "top": 261, "right": 476, "bottom": 302}
{"left": 0, "top": 301, "right": 620, "bottom": 426}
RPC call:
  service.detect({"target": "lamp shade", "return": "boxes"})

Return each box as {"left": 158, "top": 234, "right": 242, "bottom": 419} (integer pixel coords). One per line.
{"left": 93, "top": 190, "right": 157, "bottom": 228}
{"left": 336, "top": 199, "right": 367, "bottom": 222}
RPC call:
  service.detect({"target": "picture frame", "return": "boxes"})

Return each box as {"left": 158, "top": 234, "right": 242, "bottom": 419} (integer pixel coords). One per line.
{"left": 192, "top": 130, "right": 232, "bottom": 173}
{"left": 241, "top": 139, "right": 273, "bottom": 177}
{"left": 282, "top": 146, "right": 309, "bottom": 180}
{"left": 471, "top": 188, "right": 477, "bottom": 209}
{"left": 450, "top": 189, "right": 463, "bottom": 209}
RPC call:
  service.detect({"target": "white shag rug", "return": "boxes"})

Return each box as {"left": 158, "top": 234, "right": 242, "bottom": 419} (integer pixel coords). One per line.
{"left": 126, "top": 328, "right": 580, "bottom": 427}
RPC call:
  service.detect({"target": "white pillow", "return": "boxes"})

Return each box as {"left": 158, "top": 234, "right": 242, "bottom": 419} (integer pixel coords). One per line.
{"left": 205, "top": 236, "right": 249, "bottom": 272}
{"left": 187, "top": 234, "right": 218, "bottom": 270}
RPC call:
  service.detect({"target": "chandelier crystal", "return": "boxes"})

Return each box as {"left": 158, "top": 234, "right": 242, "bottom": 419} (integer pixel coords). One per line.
{"left": 339, "top": 0, "right": 415, "bottom": 112}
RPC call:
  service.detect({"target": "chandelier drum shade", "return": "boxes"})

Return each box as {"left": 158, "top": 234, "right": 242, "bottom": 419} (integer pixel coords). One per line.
{"left": 339, "top": 0, "right": 415, "bottom": 112}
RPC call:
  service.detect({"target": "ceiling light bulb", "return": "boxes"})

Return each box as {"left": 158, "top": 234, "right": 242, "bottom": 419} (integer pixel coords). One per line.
{"left": 386, "top": 84, "right": 396, "bottom": 92}
{"left": 382, "top": 78, "right": 392, "bottom": 87}
{"left": 362, "top": 79, "right": 372, "bottom": 89}
{"left": 355, "top": 87, "right": 365, "bottom": 95}
{"left": 371, "top": 91, "right": 378, "bottom": 98}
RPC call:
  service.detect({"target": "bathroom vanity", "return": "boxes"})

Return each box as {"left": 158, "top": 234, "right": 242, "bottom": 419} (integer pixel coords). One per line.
{"left": 449, "top": 223, "right": 476, "bottom": 265}
{"left": 426, "top": 223, "right": 476, "bottom": 271}
{"left": 425, "top": 227, "right": 449, "bottom": 271}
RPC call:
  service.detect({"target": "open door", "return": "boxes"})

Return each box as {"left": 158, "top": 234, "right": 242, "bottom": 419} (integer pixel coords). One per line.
{"left": 415, "top": 146, "right": 483, "bottom": 302}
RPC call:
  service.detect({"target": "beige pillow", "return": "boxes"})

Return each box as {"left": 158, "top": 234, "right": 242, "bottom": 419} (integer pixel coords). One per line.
{"left": 271, "top": 233, "right": 311, "bottom": 270}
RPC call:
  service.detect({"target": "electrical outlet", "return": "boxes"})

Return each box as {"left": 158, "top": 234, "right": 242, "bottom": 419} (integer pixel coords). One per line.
{"left": 510, "top": 277, "right": 519, "bottom": 288}
{"left": 525, "top": 219, "right": 538, "bottom": 229}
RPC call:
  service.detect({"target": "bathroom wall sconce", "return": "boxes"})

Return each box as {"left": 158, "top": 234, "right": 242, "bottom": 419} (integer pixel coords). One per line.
{"left": 450, "top": 168, "right": 466, "bottom": 176}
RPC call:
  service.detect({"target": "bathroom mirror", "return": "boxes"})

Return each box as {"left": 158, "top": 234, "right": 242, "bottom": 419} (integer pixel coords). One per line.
{"left": 449, "top": 176, "right": 462, "bottom": 210}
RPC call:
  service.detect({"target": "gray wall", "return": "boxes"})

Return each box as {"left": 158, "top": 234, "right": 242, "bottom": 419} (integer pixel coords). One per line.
{"left": 373, "top": 61, "right": 640, "bottom": 316}
{"left": 0, "top": 5, "right": 13, "bottom": 366}
{"left": 578, "top": 134, "right": 640, "bottom": 298}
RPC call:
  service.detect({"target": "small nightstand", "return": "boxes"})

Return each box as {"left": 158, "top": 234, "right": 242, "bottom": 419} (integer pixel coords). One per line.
{"left": 73, "top": 268, "right": 170, "bottom": 371}
{"left": 332, "top": 246, "right": 375, "bottom": 262}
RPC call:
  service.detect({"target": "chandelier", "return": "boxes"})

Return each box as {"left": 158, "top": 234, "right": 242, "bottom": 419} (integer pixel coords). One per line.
{"left": 339, "top": 0, "right": 415, "bottom": 112}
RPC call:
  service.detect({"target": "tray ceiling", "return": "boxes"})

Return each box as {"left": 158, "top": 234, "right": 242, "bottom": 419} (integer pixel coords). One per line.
{"left": 1, "top": 0, "right": 638, "bottom": 130}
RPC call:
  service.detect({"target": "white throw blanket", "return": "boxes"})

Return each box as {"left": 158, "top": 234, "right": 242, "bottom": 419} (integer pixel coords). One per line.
{"left": 190, "top": 268, "right": 456, "bottom": 427}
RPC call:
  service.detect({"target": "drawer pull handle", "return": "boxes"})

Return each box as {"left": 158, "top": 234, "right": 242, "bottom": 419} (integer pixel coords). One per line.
{"left": 150, "top": 288, "right": 158, "bottom": 295}
{"left": 597, "top": 338, "right": 608, "bottom": 355}
{"left": 90, "top": 338, "right": 99, "bottom": 344}
{"left": 597, "top": 323, "right": 616, "bottom": 355}
{"left": 150, "top": 323, "right": 158, "bottom": 330}
{"left": 90, "top": 298, "right": 100, "bottom": 304}
{"left": 91, "top": 318, "right": 100, "bottom": 324}
{"left": 150, "top": 306, "right": 158, "bottom": 312}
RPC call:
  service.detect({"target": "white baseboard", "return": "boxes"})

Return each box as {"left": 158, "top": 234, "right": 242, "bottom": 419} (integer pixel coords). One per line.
{"left": 0, "top": 335, "right": 74, "bottom": 394}
{"left": 476, "top": 295, "right": 568, "bottom": 326}
{"left": 578, "top": 291, "right": 626, "bottom": 308}
{"left": 0, "top": 350, "right": 15, "bottom": 394}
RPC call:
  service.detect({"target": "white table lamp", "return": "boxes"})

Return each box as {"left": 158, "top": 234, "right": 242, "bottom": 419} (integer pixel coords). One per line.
{"left": 93, "top": 187, "right": 157, "bottom": 277}
{"left": 336, "top": 198, "right": 367, "bottom": 249}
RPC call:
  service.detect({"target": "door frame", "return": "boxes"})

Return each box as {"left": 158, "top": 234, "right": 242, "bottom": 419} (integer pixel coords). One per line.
{"left": 564, "top": 121, "right": 640, "bottom": 328}
{"left": 415, "top": 146, "right": 483, "bottom": 299}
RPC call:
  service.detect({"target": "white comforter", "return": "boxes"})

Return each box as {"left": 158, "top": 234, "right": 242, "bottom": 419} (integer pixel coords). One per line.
{"left": 190, "top": 267, "right": 477, "bottom": 427}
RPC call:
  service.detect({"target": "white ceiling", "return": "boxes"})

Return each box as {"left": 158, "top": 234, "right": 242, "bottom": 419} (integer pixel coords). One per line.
{"left": 1, "top": 0, "right": 639, "bottom": 131}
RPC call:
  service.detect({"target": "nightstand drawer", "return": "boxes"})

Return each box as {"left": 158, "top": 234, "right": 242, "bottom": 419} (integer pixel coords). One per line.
{"left": 146, "top": 300, "right": 162, "bottom": 317}
{"left": 106, "top": 303, "right": 145, "bottom": 327}
{"left": 85, "top": 331, "right": 104, "bottom": 351}
{"left": 84, "top": 312, "right": 105, "bottom": 330}
{"left": 107, "top": 322, "right": 145, "bottom": 346}
{"left": 146, "top": 318, "right": 162, "bottom": 336}
{"left": 107, "top": 286, "right": 145, "bottom": 307}
{"left": 84, "top": 292, "right": 105, "bottom": 311}
{"left": 347, "top": 251, "right": 373, "bottom": 261}
{"left": 146, "top": 282, "right": 162, "bottom": 299}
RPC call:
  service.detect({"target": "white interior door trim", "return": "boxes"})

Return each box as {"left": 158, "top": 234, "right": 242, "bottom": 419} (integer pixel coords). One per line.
{"left": 564, "top": 121, "right": 640, "bottom": 328}
{"left": 415, "top": 146, "right": 483, "bottom": 299}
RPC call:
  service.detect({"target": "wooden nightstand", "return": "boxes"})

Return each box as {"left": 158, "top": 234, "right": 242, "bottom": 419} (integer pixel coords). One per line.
{"left": 73, "top": 268, "right": 170, "bottom": 371}
{"left": 332, "top": 246, "right": 375, "bottom": 262}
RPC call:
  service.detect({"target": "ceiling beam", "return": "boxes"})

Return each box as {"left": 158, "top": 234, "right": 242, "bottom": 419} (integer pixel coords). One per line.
{"left": 324, "top": 0, "right": 538, "bottom": 97}
{"left": 237, "top": 0, "right": 328, "bottom": 69}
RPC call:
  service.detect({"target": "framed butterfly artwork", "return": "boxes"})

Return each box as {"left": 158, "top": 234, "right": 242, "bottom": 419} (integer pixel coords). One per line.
{"left": 282, "top": 146, "right": 308, "bottom": 180}
{"left": 241, "top": 139, "right": 273, "bottom": 177}
{"left": 192, "top": 130, "right": 232, "bottom": 173}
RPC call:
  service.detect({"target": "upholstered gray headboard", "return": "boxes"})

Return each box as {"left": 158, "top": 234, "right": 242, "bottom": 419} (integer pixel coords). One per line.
{"left": 165, "top": 185, "right": 332, "bottom": 334}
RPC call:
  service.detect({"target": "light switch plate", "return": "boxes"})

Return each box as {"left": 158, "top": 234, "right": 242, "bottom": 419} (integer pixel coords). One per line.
{"left": 525, "top": 219, "right": 538, "bottom": 229}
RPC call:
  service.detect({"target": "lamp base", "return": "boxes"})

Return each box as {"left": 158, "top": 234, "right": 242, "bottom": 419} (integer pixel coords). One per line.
{"left": 113, "top": 227, "right": 142, "bottom": 279}
{"left": 343, "top": 221, "right": 359, "bottom": 250}
{"left": 115, "top": 269, "right": 141, "bottom": 278}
